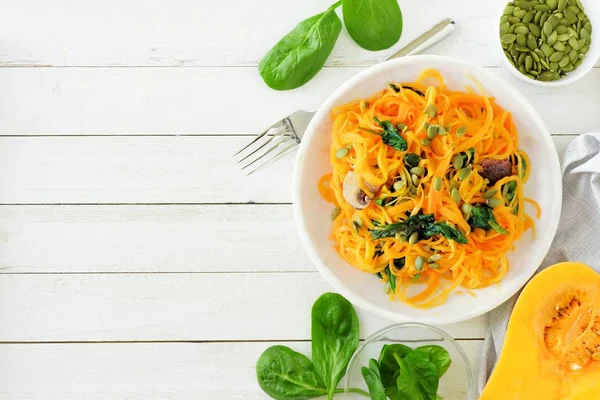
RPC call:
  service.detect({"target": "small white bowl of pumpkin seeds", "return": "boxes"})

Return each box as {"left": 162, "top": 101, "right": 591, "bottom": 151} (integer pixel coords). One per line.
{"left": 497, "top": 0, "right": 600, "bottom": 86}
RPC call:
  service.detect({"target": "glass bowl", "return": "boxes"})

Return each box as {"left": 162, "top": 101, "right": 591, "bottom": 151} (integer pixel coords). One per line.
{"left": 344, "top": 323, "right": 475, "bottom": 400}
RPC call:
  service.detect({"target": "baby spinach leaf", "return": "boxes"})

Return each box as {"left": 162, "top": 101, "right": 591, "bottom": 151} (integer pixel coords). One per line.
{"left": 361, "top": 359, "right": 386, "bottom": 400}
{"left": 378, "top": 344, "right": 412, "bottom": 389}
{"left": 404, "top": 153, "right": 421, "bottom": 168}
{"left": 311, "top": 292, "right": 359, "bottom": 399}
{"left": 423, "top": 222, "right": 468, "bottom": 244}
{"left": 371, "top": 214, "right": 435, "bottom": 240}
{"left": 385, "top": 266, "right": 397, "bottom": 294}
{"left": 342, "top": 0, "right": 403, "bottom": 51}
{"left": 258, "top": 3, "right": 342, "bottom": 90}
{"left": 469, "top": 204, "right": 507, "bottom": 235}
{"left": 256, "top": 345, "right": 327, "bottom": 399}
{"left": 412, "top": 345, "right": 452, "bottom": 378}
{"left": 373, "top": 117, "right": 408, "bottom": 151}
{"left": 395, "top": 354, "right": 439, "bottom": 400}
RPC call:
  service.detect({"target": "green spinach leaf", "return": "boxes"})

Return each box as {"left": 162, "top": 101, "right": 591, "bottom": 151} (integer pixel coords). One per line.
{"left": 371, "top": 214, "right": 435, "bottom": 240}
{"left": 412, "top": 345, "right": 452, "bottom": 378}
{"left": 378, "top": 344, "right": 412, "bottom": 390}
{"left": 404, "top": 153, "right": 421, "bottom": 168}
{"left": 256, "top": 345, "right": 327, "bottom": 399}
{"left": 258, "top": 3, "right": 342, "bottom": 90}
{"left": 395, "top": 353, "right": 440, "bottom": 400}
{"left": 469, "top": 204, "right": 507, "bottom": 235}
{"left": 361, "top": 359, "right": 386, "bottom": 400}
{"left": 342, "top": 0, "right": 403, "bottom": 51}
{"left": 373, "top": 117, "right": 408, "bottom": 151}
{"left": 423, "top": 222, "right": 468, "bottom": 244}
{"left": 311, "top": 293, "right": 359, "bottom": 399}
{"left": 385, "top": 266, "right": 397, "bottom": 293}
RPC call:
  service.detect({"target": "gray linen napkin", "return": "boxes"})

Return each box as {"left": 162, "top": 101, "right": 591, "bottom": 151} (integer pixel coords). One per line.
{"left": 478, "top": 132, "right": 600, "bottom": 395}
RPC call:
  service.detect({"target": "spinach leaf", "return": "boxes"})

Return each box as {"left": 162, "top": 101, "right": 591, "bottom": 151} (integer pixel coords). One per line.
{"left": 404, "top": 153, "right": 421, "bottom": 168}
{"left": 311, "top": 292, "right": 359, "bottom": 400}
{"left": 373, "top": 117, "right": 408, "bottom": 151}
{"left": 258, "top": 3, "right": 342, "bottom": 90}
{"left": 412, "top": 345, "right": 452, "bottom": 378}
{"left": 423, "top": 222, "right": 468, "bottom": 244}
{"left": 256, "top": 345, "right": 327, "bottom": 399}
{"left": 342, "top": 0, "right": 403, "bottom": 51}
{"left": 502, "top": 180, "right": 517, "bottom": 203}
{"left": 469, "top": 204, "right": 507, "bottom": 235}
{"left": 361, "top": 359, "right": 386, "bottom": 400}
{"left": 371, "top": 214, "right": 435, "bottom": 240}
{"left": 395, "top": 353, "right": 440, "bottom": 400}
{"left": 372, "top": 214, "right": 467, "bottom": 244}
{"left": 378, "top": 344, "right": 412, "bottom": 390}
{"left": 385, "top": 266, "right": 397, "bottom": 294}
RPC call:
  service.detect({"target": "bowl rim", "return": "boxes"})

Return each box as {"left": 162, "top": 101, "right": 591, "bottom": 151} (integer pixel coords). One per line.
{"left": 292, "top": 54, "right": 562, "bottom": 325}
{"left": 343, "top": 322, "right": 475, "bottom": 400}
{"left": 495, "top": 0, "right": 600, "bottom": 87}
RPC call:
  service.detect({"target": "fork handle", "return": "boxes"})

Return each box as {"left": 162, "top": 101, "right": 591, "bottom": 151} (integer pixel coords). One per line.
{"left": 387, "top": 18, "right": 456, "bottom": 60}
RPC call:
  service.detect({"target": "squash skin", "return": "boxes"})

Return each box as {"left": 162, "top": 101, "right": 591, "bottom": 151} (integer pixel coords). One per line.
{"left": 480, "top": 262, "right": 600, "bottom": 400}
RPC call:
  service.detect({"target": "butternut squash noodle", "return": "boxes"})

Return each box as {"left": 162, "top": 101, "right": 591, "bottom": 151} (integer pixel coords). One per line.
{"left": 319, "top": 69, "right": 539, "bottom": 309}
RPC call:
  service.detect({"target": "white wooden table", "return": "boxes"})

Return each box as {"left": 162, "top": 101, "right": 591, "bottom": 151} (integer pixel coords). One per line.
{"left": 0, "top": 1, "right": 596, "bottom": 398}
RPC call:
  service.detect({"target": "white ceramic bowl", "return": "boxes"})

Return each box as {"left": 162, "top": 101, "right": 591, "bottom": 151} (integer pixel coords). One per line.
{"left": 292, "top": 55, "right": 562, "bottom": 325}
{"left": 496, "top": 0, "right": 600, "bottom": 87}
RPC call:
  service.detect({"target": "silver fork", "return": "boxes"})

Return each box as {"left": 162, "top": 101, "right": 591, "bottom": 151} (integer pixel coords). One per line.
{"left": 235, "top": 18, "right": 456, "bottom": 175}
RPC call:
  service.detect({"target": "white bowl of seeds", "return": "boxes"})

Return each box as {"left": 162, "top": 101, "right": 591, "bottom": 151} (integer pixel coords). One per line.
{"left": 497, "top": 0, "right": 600, "bottom": 86}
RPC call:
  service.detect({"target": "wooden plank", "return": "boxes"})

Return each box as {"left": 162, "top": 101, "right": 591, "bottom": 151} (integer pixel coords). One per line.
{"left": 1, "top": 0, "right": 598, "bottom": 69}
{"left": 0, "top": 205, "right": 313, "bottom": 273}
{"left": 0, "top": 340, "right": 483, "bottom": 399}
{"left": 0, "top": 273, "right": 489, "bottom": 341}
{"left": 0, "top": 67, "right": 599, "bottom": 135}
{"left": 0, "top": 135, "right": 575, "bottom": 204}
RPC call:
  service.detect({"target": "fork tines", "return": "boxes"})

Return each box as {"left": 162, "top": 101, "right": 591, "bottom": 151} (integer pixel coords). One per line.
{"left": 234, "top": 118, "right": 299, "bottom": 175}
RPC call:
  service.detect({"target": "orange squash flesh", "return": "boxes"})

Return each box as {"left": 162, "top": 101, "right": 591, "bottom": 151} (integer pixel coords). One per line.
{"left": 481, "top": 262, "right": 600, "bottom": 400}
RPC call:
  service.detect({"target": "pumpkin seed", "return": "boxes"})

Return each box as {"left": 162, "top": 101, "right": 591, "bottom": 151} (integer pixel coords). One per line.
{"left": 484, "top": 189, "right": 499, "bottom": 199}
{"left": 546, "top": 0, "right": 558, "bottom": 9}
{"left": 580, "top": 27, "right": 590, "bottom": 40}
{"left": 487, "top": 197, "right": 503, "bottom": 207}
{"left": 559, "top": 54, "right": 571, "bottom": 68}
{"left": 531, "top": 50, "right": 541, "bottom": 62}
{"left": 424, "top": 104, "right": 438, "bottom": 117}
{"left": 428, "top": 254, "right": 442, "bottom": 262}
{"left": 556, "top": 32, "right": 571, "bottom": 42}
{"left": 569, "top": 49, "right": 578, "bottom": 62}
{"left": 395, "top": 233, "right": 407, "bottom": 242}
{"left": 453, "top": 154, "right": 464, "bottom": 170}
{"left": 411, "top": 174, "right": 419, "bottom": 186}
{"left": 522, "top": 10, "right": 535, "bottom": 23}
{"left": 518, "top": 52, "right": 527, "bottom": 66}
{"left": 515, "top": 0, "right": 532, "bottom": 11}
{"left": 500, "top": 22, "right": 511, "bottom": 36}
{"left": 547, "top": 30, "right": 558, "bottom": 45}
{"left": 527, "top": 34, "right": 538, "bottom": 49}
{"left": 515, "top": 9, "right": 528, "bottom": 19}
{"left": 437, "top": 125, "right": 447, "bottom": 136}
{"left": 568, "top": 27, "right": 579, "bottom": 39}
{"left": 557, "top": 0, "right": 567, "bottom": 12}
{"left": 461, "top": 203, "right": 473, "bottom": 214}
{"left": 555, "top": 25, "right": 569, "bottom": 34}
{"left": 514, "top": 25, "right": 529, "bottom": 35}
{"left": 538, "top": 70, "right": 555, "bottom": 81}
{"left": 504, "top": 5, "right": 515, "bottom": 15}
{"left": 558, "top": 18, "right": 572, "bottom": 26}
{"left": 525, "top": 73, "right": 535, "bottom": 79}
{"left": 421, "top": 138, "right": 431, "bottom": 146}
{"left": 528, "top": 23, "right": 541, "bottom": 37}
{"left": 458, "top": 168, "right": 471, "bottom": 181}
{"left": 563, "top": 9, "right": 578, "bottom": 23}
{"left": 534, "top": 4, "right": 551, "bottom": 12}
{"left": 540, "top": 12, "right": 550, "bottom": 27}
{"left": 331, "top": 207, "right": 341, "bottom": 221}
{"left": 540, "top": 58, "right": 550, "bottom": 69}
{"left": 457, "top": 126, "right": 467, "bottom": 137}
{"left": 540, "top": 42, "right": 554, "bottom": 57}
{"left": 516, "top": 45, "right": 531, "bottom": 52}
{"left": 410, "top": 166, "right": 425, "bottom": 176}
{"left": 451, "top": 188, "right": 461, "bottom": 203}
{"left": 543, "top": 20, "right": 554, "bottom": 36}
{"left": 553, "top": 41, "right": 566, "bottom": 51}
{"left": 530, "top": 69, "right": 540, "bottom": 76}
{"left": 534, "top": 10, "right": 543, "bottom": 24}
{"left": 511, "top": 47, "right": 520, "bottom": 57}
{"left": 549, "top": 51, "right": 564, "bottom": 62}
{"left": 525, "top": 54, "right": 534, "bottom": 71}
{"left": 428, "top": 263, "right": 440, "bottom": 270}
{"left": 414, "top": 255, "right": 424, "bottom": 270}
{"left": 561, "top": 63, "right": 574, "bottom": 72}
{"left": 393, "top": 180, "right": 406, "bottom": 191}
{"left": 427, "top": 124, "right": 438, "bottom": 140}
{"left": 567, "top": 5, "right": 580, "bottom": 15}
{"left": 578, "top": 38, "right": 586, "bottom": 49}
{"left": 433, "top": 176, "right": 443, "bottom": 192}
{"left": 509, "top": 16, "right": 521, "bottom": 24}
{"left": 517, "top": 33, "right": 527, "bottom": 46}
{"left": 584, "top": 22, "right": 592, "bottom": 34}
{"left": 580, "top": 44, "right": 590, "bottom": 54}
{"left": 409, "top": 232, "right": 420, "bottom": 246}
{"left": 335, "top": 147, "right": 349, "bottom": 159}
{"left": 567, "top": 37, "right": 579, "bottom": 50}
{"left": 564, "top": 44, "right": 572, "bottom": 53}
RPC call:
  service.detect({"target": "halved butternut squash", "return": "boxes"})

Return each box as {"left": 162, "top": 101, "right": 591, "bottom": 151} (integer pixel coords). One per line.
{"left": 481, "top": 262, "right": 600, "bottom": 400}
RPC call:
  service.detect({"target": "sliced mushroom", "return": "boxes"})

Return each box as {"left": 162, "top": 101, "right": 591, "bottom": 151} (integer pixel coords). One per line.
{"left": 480, "top": 158, "right": 512, "bottom": 185}
{"left": 343, "top": 171, "right": 379, "bottom": 210}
